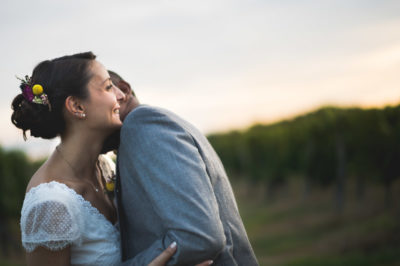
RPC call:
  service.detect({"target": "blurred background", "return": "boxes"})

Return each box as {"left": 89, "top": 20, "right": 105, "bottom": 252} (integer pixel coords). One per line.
{"left": 1, "top": 0, "right": 400, "bottom": 265}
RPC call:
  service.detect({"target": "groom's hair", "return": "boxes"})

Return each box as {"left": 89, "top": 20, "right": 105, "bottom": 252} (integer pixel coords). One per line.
{"left": 108, "top": 70, "right": 136, "bottom": 97}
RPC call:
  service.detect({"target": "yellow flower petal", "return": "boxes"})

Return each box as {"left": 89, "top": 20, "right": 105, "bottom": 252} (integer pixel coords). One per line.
{"left": 106, "top": 182, "right": 115, "bottom": 192}
{"left": 32, "top": 84, "right": 43, "bottom": 95}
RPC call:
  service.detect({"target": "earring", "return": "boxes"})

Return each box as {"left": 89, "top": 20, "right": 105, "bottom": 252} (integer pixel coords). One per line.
{"left": 75, "top": 112, "right": 86, "bottom": 118}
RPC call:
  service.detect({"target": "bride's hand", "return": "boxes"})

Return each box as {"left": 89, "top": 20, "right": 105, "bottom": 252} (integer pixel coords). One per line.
{"left": 148, "top": 242, "right": 213, "bottom": 266}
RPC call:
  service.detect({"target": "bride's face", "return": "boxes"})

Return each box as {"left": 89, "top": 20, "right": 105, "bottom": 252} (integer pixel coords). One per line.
{"left": 82, "top": 61, "right": 124, "bottom": 132}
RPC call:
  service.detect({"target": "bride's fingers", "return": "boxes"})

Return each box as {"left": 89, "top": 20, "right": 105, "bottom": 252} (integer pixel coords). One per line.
{"left": 148, "top": 242, "right": 177, "bottom": 266}
{"left": 195, "top": 260, "right": 214, "bottom": 266}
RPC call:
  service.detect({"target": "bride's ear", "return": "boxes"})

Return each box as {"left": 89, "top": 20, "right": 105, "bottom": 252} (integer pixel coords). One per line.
{"left": 65, "top": 96, "right": 86, "bottom": 119}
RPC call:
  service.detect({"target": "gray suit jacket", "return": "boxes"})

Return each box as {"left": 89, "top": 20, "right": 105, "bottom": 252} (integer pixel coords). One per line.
{"left": 117, "top": 105, "right": 258, "bottom": 265}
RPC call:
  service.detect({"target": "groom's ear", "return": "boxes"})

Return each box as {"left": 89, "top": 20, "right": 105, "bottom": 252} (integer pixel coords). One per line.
{"left": 117, "top": 80, "right": 133, "bottom": 96}
{"left": 65, "top": 96, "right": 85, "bottom": 117}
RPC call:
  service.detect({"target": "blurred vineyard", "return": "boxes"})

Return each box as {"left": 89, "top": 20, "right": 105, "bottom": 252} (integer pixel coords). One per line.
{"left": 0, "top": 148, "right": 44, "bottom": 265}
{"left": 208, "top": 105, "right": 400, "bottom": 212}
{"left": 208, "top": 104, "right": 400, "bottom": 265}
{"left": 233, "top": 178, "right": 400, "bottom": 265}
{"left": 1, "top": 104, "right": 400, "bottom": 265}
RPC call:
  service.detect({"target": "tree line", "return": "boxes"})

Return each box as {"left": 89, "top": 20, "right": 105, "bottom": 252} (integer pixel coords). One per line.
{"left": 0, "top": 147, "right": 44, "bottom": 255}
{"left": 208, "top": 104, "right": 400, "bottom": 210}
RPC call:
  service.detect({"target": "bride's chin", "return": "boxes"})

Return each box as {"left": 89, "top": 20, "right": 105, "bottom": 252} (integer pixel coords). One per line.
{"left": 112, "top": 122, "right": 123, "bottom": 129}
{"left": 115, "top": 119, "right": 123, "bottom": 127}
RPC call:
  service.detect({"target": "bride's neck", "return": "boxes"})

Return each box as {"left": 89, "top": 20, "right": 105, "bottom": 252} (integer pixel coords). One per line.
{"left": 57, "top": 131, "right": 105, "bottom": 180}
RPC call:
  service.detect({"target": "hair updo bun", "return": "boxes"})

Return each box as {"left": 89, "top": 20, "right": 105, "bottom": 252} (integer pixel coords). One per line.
{"left": 11, "top": 93, "right": 57, "bottom": 139}
{"left": 11, "top": 52, "right": 96, "bottom": 140}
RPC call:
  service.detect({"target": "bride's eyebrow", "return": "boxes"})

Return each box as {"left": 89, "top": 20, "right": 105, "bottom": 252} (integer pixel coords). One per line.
{"left": 100, "top": 77, "right": 112, "bottom": 86}
{"left": 101, "top": 77, "right": 111, "bottom": 83}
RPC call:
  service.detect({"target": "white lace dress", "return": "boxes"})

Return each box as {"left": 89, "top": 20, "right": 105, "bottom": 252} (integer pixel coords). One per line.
{"left": 20, "top": 181, "right": 121, "bottom": 265}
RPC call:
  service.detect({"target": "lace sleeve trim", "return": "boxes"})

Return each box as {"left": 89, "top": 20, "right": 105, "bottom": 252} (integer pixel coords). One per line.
{"left": 20, "top": 182, "right": 84, "bottom": 252}
{"left": 23, "top": 240, "right": 73, "bottom": 253}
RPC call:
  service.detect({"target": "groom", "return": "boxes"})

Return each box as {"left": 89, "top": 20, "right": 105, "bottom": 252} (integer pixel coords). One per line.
{"left": 110, "top": 71, "right": 258, "bottom": 265}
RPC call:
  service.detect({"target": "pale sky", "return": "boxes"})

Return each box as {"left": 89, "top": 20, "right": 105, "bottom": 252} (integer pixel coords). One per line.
{"left": 1, "top": 0, "right": 400, "bottom": 158}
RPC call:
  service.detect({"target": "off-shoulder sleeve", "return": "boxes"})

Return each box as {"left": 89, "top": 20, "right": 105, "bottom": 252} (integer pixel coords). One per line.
{"left": 20, "top": 182, "right": 84, "bottom": 252}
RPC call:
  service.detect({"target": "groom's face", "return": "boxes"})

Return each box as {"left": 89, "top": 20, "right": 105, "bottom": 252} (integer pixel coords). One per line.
{"left": 113, "top": 79, "right": 139, "bottom": 121}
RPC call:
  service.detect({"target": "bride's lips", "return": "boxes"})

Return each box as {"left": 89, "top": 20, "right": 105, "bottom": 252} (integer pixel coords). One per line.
{"left": 112, "top": 106, "right": 120, "bottom": 116}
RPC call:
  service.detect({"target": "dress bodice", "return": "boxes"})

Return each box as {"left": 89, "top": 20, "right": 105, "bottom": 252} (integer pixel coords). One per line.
{"left": 20, "top": 181, "right": 121, "bottom": 266}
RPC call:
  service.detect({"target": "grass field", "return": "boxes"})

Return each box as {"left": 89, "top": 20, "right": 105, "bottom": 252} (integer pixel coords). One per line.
{"left": 234, "top": 178, "right": 400, "bottom": 266}
{"left": 1, "top": 178, "right": 399, "bottom": 266}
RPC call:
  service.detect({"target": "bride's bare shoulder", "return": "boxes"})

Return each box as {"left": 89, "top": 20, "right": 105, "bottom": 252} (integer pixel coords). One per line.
{"left": 26, "top": 158, "right": 80, "bottom": 194}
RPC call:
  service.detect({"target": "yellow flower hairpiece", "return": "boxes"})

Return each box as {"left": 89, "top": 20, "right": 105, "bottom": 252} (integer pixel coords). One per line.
{"left": 17, "top": 76, "right": 51, "bottom": 111}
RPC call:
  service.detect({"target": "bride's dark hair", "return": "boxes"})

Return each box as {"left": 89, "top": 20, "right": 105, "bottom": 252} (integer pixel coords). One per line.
{"left": 11, "top": 52, "right": 96, "bottom": 140}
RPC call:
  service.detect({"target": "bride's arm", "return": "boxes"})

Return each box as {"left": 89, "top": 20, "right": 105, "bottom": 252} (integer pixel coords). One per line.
{"left": 20, "top": 185, "right": 83, "bottom": 266}
{"left": 26, "top": 246, "right": 71, "bottom": 266}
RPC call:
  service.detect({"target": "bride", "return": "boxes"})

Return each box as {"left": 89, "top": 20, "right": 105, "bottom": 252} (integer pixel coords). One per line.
{"left": 11, "top": 52, "right": 212, "bottom": 266}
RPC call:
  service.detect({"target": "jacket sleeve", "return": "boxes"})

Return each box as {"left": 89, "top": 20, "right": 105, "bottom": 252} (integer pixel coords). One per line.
{"left": 119, "top": 107, "right": 226, "bottom": 265}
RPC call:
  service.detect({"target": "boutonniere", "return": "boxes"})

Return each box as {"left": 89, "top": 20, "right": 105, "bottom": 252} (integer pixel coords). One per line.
{"left": 104, "top": 173, "right": 116, "bottom": 195}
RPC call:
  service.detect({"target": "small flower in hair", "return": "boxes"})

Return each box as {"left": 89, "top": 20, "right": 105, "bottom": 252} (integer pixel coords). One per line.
{"left": 22, "top": 84, "right": 34, "bottom": 102}
{"left": 32, "top": 84, "right": 43, "bottom": 95}
{"left": 40, "top": 94, "right": 50, "bottom": 106}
